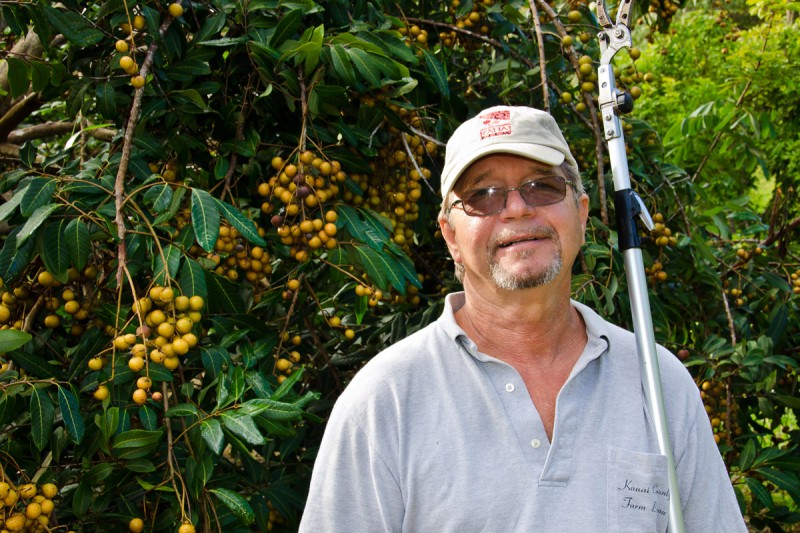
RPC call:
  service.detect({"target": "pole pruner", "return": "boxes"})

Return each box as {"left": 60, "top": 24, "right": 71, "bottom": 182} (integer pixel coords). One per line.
{"left": 594, "top": 2, "right": 686, "bottom": 533}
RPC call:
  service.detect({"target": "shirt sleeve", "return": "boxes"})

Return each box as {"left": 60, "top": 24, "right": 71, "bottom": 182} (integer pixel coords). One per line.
{"left": 676, "top": 393, "right": 748, "bottom": 533}
{"left": 299, "top": 402, "right": 404, "bottom": 533}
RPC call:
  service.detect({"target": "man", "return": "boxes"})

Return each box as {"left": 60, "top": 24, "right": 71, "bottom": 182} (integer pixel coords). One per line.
{"left": 299, "top": 105, "right": 747, "bottom": 532}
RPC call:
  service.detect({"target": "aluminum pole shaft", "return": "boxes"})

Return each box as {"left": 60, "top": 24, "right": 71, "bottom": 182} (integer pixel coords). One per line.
{"left": 601, "top": 66, "right": 686, "bottom": 533}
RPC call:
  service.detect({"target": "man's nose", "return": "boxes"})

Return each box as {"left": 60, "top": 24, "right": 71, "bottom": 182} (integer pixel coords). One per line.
{"left": 500, "top": 188, "right": 533, "bottom": 219}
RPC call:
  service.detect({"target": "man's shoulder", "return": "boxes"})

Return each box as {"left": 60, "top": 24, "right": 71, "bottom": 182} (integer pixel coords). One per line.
{"left": 573, "top": 299, "right": 692, "bottom": 381}
{"left": 336, "top": 318, "right": 451, "bottom": 403}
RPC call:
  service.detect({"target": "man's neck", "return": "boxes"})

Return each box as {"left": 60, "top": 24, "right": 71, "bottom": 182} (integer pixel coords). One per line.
{"left": 454, "top": 282, "right": 585, "bottom": 369}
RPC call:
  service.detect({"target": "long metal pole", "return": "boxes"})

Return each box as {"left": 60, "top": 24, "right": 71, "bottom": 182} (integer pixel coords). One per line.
{"left": 598, "top": 59, "right": 686, "bottom": 533}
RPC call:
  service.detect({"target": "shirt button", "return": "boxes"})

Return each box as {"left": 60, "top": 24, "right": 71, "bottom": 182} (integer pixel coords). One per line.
{"left": 531, "top": 439, "right": 541, "bottom": 449}
{"left": 505, "top": 383, "right": 515, "bottom": 392}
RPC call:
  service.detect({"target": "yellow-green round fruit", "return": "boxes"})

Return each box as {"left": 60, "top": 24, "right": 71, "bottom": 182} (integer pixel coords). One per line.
{"left": 93, "top": 385, "right": 110, "bottom": 401}
{"left": 119, "top": 55, "right": 135, "bottom": 72}
{"left": 128, "top": 355, "right": 145, "bottom": 372}
{"left": 130, "top": 75, "right": 145, "bottom": 89}
{"left": 132, "top": 388, "right": 148, "bottom": 405}
{"left": 188, "top": 295, "right": 204, "bottom": 311}
{"left": 40, "top": 483, "right": 58, "bottom": 499}
{"left": 168, "top": 3, "right": 184, "bottom": 17}
{"left": 178, "top": 522, "right": 196, "bottom": 533}
{"left": 567, "top": 10, "right": 581, "bottom": 22}
{"left": 132, "top": 15, "right": 146, "bottom": 30}
{"left": 115, "top": 40, "right": 129, "bottom": 53}
{"left": 129, "top": 517, "right": 145, "bottom": 533}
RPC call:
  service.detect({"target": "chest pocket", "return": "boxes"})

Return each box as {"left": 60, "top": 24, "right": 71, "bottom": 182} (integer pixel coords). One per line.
{"left": 607, "top": 446, "right": 670, "bottom": 533}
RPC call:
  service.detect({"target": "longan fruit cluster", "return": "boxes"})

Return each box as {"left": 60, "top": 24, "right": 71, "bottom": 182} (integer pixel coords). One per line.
{"left": 791, "top": 270, "right": 800, "bottom": 296}
{"left": 266, "top": 500, "right": 285, "bottom": 530}
{"left": 699, "top": 379, "right": 734, "bottom": 444}
{"left": 0, "top": 265, "right": 101, "bottom": 339}
{"left": 274, "top": 347, "right": 302, "bottom": 384}
{"left": 346, "top": 105, "right": 432, "bottom": 251}
{"left": 0, "top": 281, "right": 34, "bottom": 332}
{"left": 440, "top": 0, "right": 495, "bottom": 49}
{"left": 647, "top": 0, "right": 680, "bottom": 28}
{"left": 0, "top": 478, "right": 60, "bottom": 533}
{"left": 259, "top": 150, "right": 343, "bottom": 264}
{"left": 397, "top": 24, "right": 429, "bottom": 56}
{"left": 115, "top": 11, "right": 146, "bottom": 88}
{"left": 197, "top": 224, "right": 273, "bottom": 286}
{"left": 650, "top": 213, "right": 677, "bottom": 248}
{"left": 93, "top": 286, "right": 204, "bottom": 404}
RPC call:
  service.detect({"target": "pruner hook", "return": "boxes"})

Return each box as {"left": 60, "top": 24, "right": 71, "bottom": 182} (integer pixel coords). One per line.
{"left": 597, "top": 0, "right": 634, "bottom": 66}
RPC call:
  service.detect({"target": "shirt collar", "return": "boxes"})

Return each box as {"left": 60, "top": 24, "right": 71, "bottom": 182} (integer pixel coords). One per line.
{"left": 438, "top": 291, "right": 610, "bottom": 367}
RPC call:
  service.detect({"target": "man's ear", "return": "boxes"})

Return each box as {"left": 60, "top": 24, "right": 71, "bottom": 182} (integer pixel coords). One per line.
{"left": 578, "top": 193, "right": 589, "bottom": 244}
{"left": 438, "top": 215, "right": 461, "bottom": 265}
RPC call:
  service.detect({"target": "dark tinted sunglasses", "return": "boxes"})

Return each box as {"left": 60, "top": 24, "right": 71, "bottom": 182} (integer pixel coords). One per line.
{"left": 448, "top": 175, "right": 574, "bottom": 217}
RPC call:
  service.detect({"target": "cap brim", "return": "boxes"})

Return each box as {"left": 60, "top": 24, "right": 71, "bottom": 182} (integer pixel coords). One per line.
{"left": 441, "top": 143, "right": 566, "bottom": 198}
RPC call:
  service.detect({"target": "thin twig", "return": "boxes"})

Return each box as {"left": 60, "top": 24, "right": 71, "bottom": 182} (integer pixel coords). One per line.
{"left": 114, "top": 15, "right": 176, "bottom": 289}
{"left": 527, "top": 0, "right": 550, "bottom": 112}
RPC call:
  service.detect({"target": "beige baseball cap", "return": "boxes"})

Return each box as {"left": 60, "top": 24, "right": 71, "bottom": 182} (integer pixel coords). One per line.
{"left": 440, "top": 105, "right": 580, "bottom": 198}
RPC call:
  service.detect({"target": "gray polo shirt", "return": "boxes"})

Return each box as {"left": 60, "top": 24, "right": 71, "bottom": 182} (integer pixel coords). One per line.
{"left": 300, "top": 293, "right": 746, "bottom": 532}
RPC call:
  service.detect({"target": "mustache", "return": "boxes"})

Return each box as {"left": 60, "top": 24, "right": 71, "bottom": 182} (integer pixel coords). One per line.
{"left": 489, "top": 225, "right": 558, "bottom": 253}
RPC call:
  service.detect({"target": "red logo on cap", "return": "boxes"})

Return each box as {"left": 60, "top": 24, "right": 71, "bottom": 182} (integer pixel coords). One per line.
{"left": 479, "top": 110, "right": 512, "bottom": 140}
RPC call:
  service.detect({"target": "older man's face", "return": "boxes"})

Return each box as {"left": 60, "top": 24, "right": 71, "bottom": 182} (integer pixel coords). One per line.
{"left": 440, "top": 154, "right": 588, "bottom": 293}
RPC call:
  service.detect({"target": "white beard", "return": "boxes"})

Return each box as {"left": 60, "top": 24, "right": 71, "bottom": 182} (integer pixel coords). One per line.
{"left": 488, "top": 226, "right": 563, "bottom": 290}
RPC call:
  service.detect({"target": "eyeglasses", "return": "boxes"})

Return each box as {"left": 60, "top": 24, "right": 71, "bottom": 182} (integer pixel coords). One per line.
{"left": 448, "top": 175, "right": 574, "bottom": 217}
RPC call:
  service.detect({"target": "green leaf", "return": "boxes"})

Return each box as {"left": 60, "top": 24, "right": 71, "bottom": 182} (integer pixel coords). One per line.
{"left": 221, "top": 412, "right": 265, "bottom": 445}
{"left": 422, "top": 49, "right": 450, "bottom": 98}
{"left": 739, "top": 439, "right": 756, "bottom": 471}
{"left": 330, "top": 44, "right": 356, "bottom": 85}
{"left": 204, "top": 271, "right": 247, "bottom": 314}
{"left": 179, "top": 258, "right": 208, "bottom": 301}
{"left": 144, "top": 184, "right": 173, "bottom": 212}
{"left": 95, "top": 82, "right": 116, "bottom": 117}
{"left": 210, "top": 487, "right": 255, "bottom": 525}
{"left": 165, "top": 404, "right": 200, "bottom": 418}
{"left": 152, "top": 244, "right": 183, "bottom": 286}
{"left": 201, "top": 418, "right": 225, "bottom": 454}
{"left": 351, "top": 244, "right": 389, "bottom": 290}
{"left": 0, "top": 329, "right": 31, "bottom": 353}
{"left": 65, "top": 218, "right": 91, "bottom": 271}
{"left": 5, "top": 57, "right": 29, "bottom": 99}
{"left": 0, "top": 230, "right": 35, "bottom": 283}
{"left": 124, "top": 458, "right": 157, "bottom": 473}
{"left": 16, "top": 204, "right": 60, "bottom": 247}
{"left": 271, "top": 366, "right": 303, "bottom": 401}
{"left": 58, "top": 385, "right": 85, "bottom": 443}
{"left": 194, "top": 11, "right": 227, "bottom": 43}
{"left": 114, "top": 429, "right": 165, "bottom": 449}
{"left": 39, "top": 219, "right": 70, "bottom": 283}
{"left": 744, "top": 477, "right": 774, "bottom": 510}
{"left": 30, "top": 387, "right": 54, "bottom": 451}
{"left": 8, "top": 349, "right": 57, "bottom": 379}
{"left": 20, "top": 178, "right": 57, "bottom": 217}
{"left": 270, "top": 9, "right": 303, "bottom": 47}
{"left": 213, "top": 199, "right": 266, "bottom": 246}
{"left": 30, "top": 61, "right": 50, "bottom": 92}
{"left": 346, "top": 47, "right": 382, "bottom": 88}
{"left": 0, "top": 185, "right": 26, "bottom": 221}
{"left": 43, "top": 6, "right": 103, "bottom": 46}
{"left": 191, "top": 188, "right": 221, "bottom": 252}
{"left": 237, "top": 398, "right": 302, "bottom": 421}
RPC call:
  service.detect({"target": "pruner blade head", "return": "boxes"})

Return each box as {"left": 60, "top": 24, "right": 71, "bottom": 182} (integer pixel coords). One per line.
{"left": 596, "top": 0, "right": 613, "bottom": 29}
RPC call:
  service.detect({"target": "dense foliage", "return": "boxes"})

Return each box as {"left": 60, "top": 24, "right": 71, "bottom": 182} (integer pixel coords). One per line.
{"left": 0, "top": 0, "right": 797, "bottom": 531}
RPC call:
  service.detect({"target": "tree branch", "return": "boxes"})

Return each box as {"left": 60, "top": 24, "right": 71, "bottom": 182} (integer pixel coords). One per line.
{"left": 0, "top": 93, "right": 43, "bottom": 142}
{"left": 115, "top": 15, "right": 177, "bottom": 289}
{"left": 527, "top": 0, "right": 550, "bottom": 112}
{"left": 7, "top": 121, "right": 115, "bottom": 144}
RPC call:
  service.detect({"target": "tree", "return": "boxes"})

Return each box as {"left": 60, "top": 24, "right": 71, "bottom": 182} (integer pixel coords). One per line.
{"left": 0, "top": 0, "right": 797, "bottom": 531}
